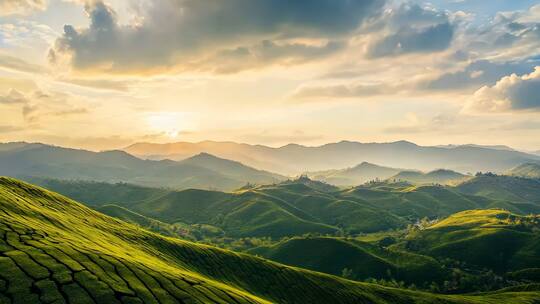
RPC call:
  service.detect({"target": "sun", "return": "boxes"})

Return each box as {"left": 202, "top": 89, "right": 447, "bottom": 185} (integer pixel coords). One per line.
{"left": 146, "top": 112, "right": 191, "bottom": 138}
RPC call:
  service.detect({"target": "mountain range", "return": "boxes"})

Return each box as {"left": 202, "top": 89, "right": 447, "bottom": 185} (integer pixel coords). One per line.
{"left": 0, "top": 142, "right": 284, "bottom": 191}
{"left": 124, "top": 140, "right": 540, "bottom": 175}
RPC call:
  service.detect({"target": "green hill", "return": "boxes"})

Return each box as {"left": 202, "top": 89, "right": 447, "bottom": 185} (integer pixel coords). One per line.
{"left": 508, "top": 163, "right": 540, "bottom": 179}
{"left": 4, "top": 178, "right": 540, "bottom": 303}
{"left": 402, "top": 209, "right": 540, "bottom": 273}
{"left": 26, "top": 176, "right": 540, "bottom": 240}
{"left": 0, "top": 142, "right": 285, "bottom": 191}
{"left": 456, "top": 175, "right": 540, "bottom": 205}
{"left": 308, "top": 162, "right": 402, "bottom": 186}
{"left": 390, "top": 169, "right": 468, "bottom": 185}
{"left": 249, "top": 237, "right": 447, "bottom": 285}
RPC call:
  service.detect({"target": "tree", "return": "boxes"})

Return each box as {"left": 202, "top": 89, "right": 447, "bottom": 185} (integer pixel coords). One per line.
{"left": 341, "top": 268, "right": 354, "bottom": 279}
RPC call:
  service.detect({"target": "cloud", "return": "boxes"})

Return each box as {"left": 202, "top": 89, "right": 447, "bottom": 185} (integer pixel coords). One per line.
{"left": 0, "top": 125, "right": 25, "bottom": 133}
{"left": 0, "top": 87, "right": 89, "bottom": 122}
{"left": 205, "top": 40, "right": 346, "bottom": 73}
{"left": 365, "top": 3, "right": 455, "bottom": 58}
{"left": 0, "top": 54, "right": 46, "bottom": 74}
{"left": 463, "top": 67, "right": 540, "bottom": 113}
{"left": 0, "top": 0, "right": 47, "bottom": 16}
{"left": 292, "top": 82, "right": 396, "bottom": 100}
{"left": 49, "top": 0, "right": 384, "bottom": 73}
{"left": 424, "top": 59, "right": 537, "bottom": 91}
{"left": 367, "top": 22, "right": 454, "bottom": 57}
{"left": 0, "top": 89, "right": 29, "bottom": 104}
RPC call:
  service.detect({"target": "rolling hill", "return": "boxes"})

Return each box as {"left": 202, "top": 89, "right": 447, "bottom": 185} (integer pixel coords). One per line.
{"left": 307, "top": 162, "right": 403, "bottom": 186}
{"left": 401, "top": 209, "right": 540, "bottom": 274}
{"left": 508, "top": 163, "right": 540, "bottom": 179}
{"left": 249, "top": 237, "right": 448, "bottom": 285}
{"left": 4, "top": 178, "right": 540, "bottom": 303}
{"left": 0, "top": 142, "right": 284, "bottom": 191}
{"left": 390, "top": 169, "right": 468, "bottom": 185}
{"left": 26, "top": 175, "right": 540, "bottom": 241}
{"left": 456, "top": 174, "right": 540, "bottom": 206}
{"left": 123, "top": 140, "right": 540, "bottom": 175}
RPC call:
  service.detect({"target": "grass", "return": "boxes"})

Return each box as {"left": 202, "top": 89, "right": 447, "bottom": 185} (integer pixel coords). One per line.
{"left": 2, "top": 177, "right": 540, "bottom": 303}
{"left": 249, "top": 236, "right": 448, "bottom": 285}
{"left": 402, "top": 209, "right": 540, "bottom": 273}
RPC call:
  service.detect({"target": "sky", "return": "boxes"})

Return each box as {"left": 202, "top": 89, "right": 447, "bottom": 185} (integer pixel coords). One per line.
{"left": 0, "top": 0, "right": 539, "bottom": 151}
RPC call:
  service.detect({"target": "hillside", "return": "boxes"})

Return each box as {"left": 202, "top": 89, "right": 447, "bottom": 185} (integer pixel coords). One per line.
{"left": 123, "top": 140, "right": 540, "bottom": 175}
{"left": 390, "top": 169, "right": 468, "bottom": 185}
{"left": 0, "top": 142, "right": 285, "bottom": 191}
{"left": 401, "top": 210, "right": 540, "bottom": 274}
{"left": 308, "top": 162, "right": 402, "bottom": 186}
{"left": 508, "top": 163, "right": 540, "bottom": 179}
{"left": 249, "top": 237, "right": 447, "bottom": 285}
{"left": 179, "top": 152, "right": 285, "bottom": 183}
{"left": 4, "top": 178, "right": 540, "bottom": 303}
{"left": 456, "top": 175, "right": 540, "bottom": 206}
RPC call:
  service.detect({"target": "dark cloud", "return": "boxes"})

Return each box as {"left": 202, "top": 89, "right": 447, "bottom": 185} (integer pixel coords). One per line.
{"left": 207, "top": 40, "right": 346, "bottom": 73}
{"left": 50, "top": 0, "right": 384, "bottom": 73}
{"left": 425, "top": 59, "right": 537, "bottom": 91}
{"left": 367, "top": 22, "right": 454, "bottom": 57}
{"left": 366, "top": 3, "right": 455, "bottom": 58}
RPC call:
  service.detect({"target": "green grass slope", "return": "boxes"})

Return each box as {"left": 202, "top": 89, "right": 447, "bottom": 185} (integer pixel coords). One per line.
{"left": 1, "top": 178, "right": 540, "bottom": 303}
{"left": 249, "top": 237, "right": 447, "bottom": 285}
{"left": 308, "top": 162, "right": 402, "bottom": 186}
{"left": 457, "top": 175, "right": 540, "bottom": 204}
{"left": 507, "top": 163, "right": 540, "bottom": 179}
{"left": 402, "top": 209, "right": 540, "bottom": 273}
{"left": 390, "top": 169, "right": 468, "bottom": 185}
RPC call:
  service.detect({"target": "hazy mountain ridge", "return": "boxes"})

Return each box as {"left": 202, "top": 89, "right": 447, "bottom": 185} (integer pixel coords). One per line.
{"left": 0, "top": 142, "right": 285, "bottom": 191}
{"left": 124, "top": 140, "right": 540, "bottom": 175}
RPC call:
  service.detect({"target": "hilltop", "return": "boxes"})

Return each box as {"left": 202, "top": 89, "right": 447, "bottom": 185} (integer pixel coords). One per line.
{"left": 401, "top": 209, "right": 540, "bottom": 274}
{"left": 390, "top": 169, "right": 468, "bottom": 185}
{"left": 456, "top": 174, "right": 540, "bottom": 207}
{"left": 307, "top": 162, "right": 402, "bottom": 186}
{"left": 508, "top": 163, "right": 540, "bottom": 179}
{"left": 3, "top": 177, "right": 540, "bottom": 303}
{"left": 0, "top": 142, "right": 284, "bottom": 191}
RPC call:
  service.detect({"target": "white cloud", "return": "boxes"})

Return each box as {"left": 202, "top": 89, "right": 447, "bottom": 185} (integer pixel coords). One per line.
{"left": 0, "top": 0, "right": 47, "bottom": 16}
{"left": 463, "top": 67, "right": 540, "bottom": 113}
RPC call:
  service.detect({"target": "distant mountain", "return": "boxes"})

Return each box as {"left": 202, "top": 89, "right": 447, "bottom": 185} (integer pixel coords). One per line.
{"left": 308, "top": 162, "right": 403, "bottom": 186}
{"left": 390, "top": 169, "right": 468, "bottom": 185}
{"left": 124, "top": 140, "right": 540, "bottom": 175}
{"left": 0, "top": 142, "right": 284, "bottom": 191}
{"left": 180, "top": 152, "right": 285, "bottom": 182}
{"left": 507, "top": 163, "right": 540, "bottom": 179}
{"left": 436, "top": 144, "right": 516, "bottom": 151}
